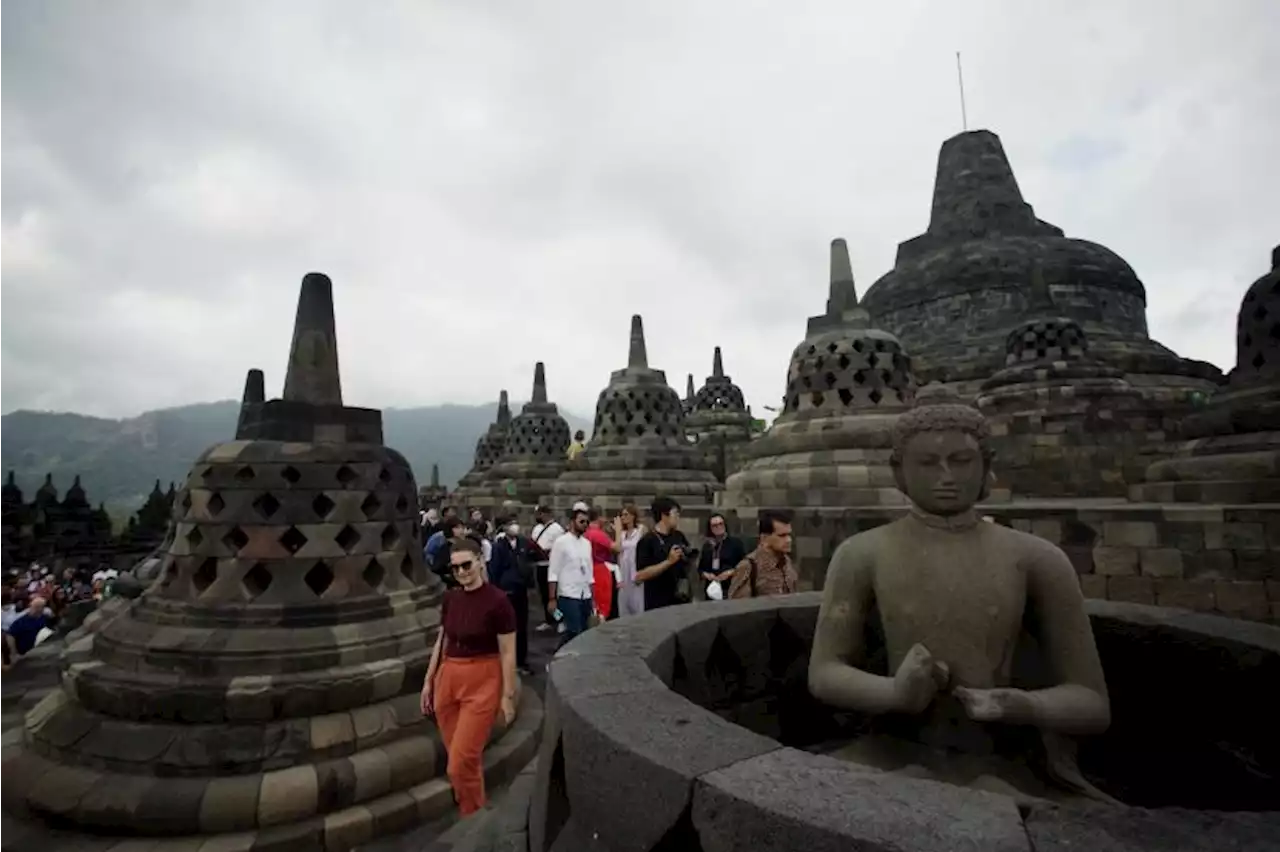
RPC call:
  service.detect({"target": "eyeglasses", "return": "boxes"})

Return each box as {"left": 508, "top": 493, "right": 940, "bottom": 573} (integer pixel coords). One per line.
{"left": 451, "top": 560, "right": 477, "bottom": 573}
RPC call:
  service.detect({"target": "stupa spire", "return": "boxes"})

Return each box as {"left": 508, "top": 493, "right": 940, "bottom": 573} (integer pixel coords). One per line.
{"left": 282, "top": 272, "right": 343, "bottom": 406}
{"left": 241, "top": 368, "right": 265, "bottom": 405}
{"left": 628, "top": 314, "right": 648, "bottom": 369}
{"left": 1027, "top": 262, "right": 1056, "bottom": 313}
{"left": 927, "top": 130, "right": 1042, "bottom": 240}
{"left": 827, "top": 238, "right": 858, "bottom": 312}
{"left": 431, "top": 463, "right": 440, "bottom": 487}
{"left": 532, "top": 362, "right": 548, "bottom": 404}
{"left": 712, "top": 347, "right": 725, "bottom": 379}
{"left": 497, "top": 389, "right": 511, "bottom": 425}
{"left": 686, "top": 374, "right": 696, "bottom": 400}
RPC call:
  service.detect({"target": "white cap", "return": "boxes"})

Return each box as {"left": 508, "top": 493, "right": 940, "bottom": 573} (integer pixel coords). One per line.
{"left": 572, "top": 501, "right": 590, "bottom": 513}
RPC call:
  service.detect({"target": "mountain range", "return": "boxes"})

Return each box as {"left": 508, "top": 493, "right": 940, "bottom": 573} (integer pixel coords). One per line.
{"left": 1, "top": 401, "right": 591, "bottom": 512}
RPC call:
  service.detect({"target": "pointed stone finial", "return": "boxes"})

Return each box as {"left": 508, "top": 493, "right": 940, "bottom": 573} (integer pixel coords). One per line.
{"left": 1272, "top": 244, "right": 1279, "bottom": 271}
{"left": 928, "top": 130, "right": 1037, "bottom": 240}
{"left": 241, "top": 369, "right": 265, "bottom": 405}
{"left": 825, "top": 238, "right": 860, "bottom": 316}
{"left": 1027, "top": 262, "right": 1056, "bottom": 313}
{"left": 6, "top": 471, "right": 14, "bottom": 486}
{"left": 628, "top": 315, "right": 648, "bottom": 369}
{"left": 282, "top": 272, "right": 343, "bottom": 407}
{"left": 497, "top": 390, "right": 511, "bottom": 425}
{"left": 532, "top": 362, "right": 548, "bottom": 404}
{"left": 431, "top": 463, "right": 440, "bottom": 487}
{"left": 73, "top": 475, "right": 82, "bottom": 487}
{"left": 712, "top": 346, "right": 725, "bottom": 379}
{"left": 686, "top": 373, "right": 696, "bottom": 400}
{"left": 151, "top": 479, "right": 162, "bottom": 494}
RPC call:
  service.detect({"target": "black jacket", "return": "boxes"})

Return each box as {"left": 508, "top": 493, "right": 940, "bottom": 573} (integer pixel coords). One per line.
{"left": 488, "top": 534, "right": 531, "bottom": 594}
{"left": 697, "top": 535, "right": 749, "bottom": 579}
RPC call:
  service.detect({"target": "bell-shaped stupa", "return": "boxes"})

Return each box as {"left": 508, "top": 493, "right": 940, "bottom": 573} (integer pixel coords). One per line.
{"left": 1134, "top": 246, "right": 1280, "bottom": 503}
{"left": 975, "top": 264, "right": 1165, "bottom": 498}
{"left": 686, "top": 346, "right": 755, "bottom": 480}
{"left": 4, "top": 273, "right": 540, "bottom": 846}
{"left": 471, "top": 363, "right": 572, "bottom": 513}
{"left": 456, "top": 389, "right": 513, "bottom": 491}
{"left": 721, "top": 239, "right": 916, "bottom": 520}
{"left": 861, "top": 129, "right": 1221, "bottom": 402}
{"left": 552, "top": 315, "right": 718, "bottom": 510}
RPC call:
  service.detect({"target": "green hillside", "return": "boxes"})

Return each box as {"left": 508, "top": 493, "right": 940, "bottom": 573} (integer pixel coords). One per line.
{"left": 1, "top": 401, "right": 591, "bottom": 511}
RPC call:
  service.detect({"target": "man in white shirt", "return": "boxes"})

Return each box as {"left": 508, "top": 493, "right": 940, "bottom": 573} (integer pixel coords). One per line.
{"left": 546, "top": 506, "right": 593, "bottom": 648}
{"left": 530, "top": 505, "right": 567, "bottom": 633}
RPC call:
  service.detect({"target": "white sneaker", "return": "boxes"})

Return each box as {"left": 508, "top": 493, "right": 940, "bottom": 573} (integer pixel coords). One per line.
{"left": 557, "top": 623, "right": 566, "bottom": 634}
{"left": 535, "top": 623, "right": 553, "bottom": 633}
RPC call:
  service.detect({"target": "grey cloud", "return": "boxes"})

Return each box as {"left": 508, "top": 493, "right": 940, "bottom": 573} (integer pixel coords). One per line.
{"left": 3, "top": 0, "right": 1279, "bottom": 421}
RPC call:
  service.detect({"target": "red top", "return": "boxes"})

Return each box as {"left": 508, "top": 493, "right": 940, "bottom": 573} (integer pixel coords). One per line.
{"left": 584, "top": 526, "right": 614, "bottom": 565}
{"left": 440, "top": 583, "right": 517, "bottom": 658}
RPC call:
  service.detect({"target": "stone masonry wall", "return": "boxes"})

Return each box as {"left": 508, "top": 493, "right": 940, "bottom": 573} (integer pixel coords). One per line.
{"left": 706, "top": 503, "right": 1280, "bottom": 624}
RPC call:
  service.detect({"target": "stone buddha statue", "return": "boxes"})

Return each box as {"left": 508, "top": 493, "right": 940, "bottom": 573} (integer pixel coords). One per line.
{"left": 808, "top": 400, "right": 1114, "bottom": 804}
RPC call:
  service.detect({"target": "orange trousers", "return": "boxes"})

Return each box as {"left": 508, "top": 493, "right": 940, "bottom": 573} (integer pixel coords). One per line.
{"left": 435, "top": 655, "right": 503, "bottom": 815}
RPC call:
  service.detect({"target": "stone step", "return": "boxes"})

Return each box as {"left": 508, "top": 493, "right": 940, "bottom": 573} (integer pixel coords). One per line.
{"left": 0, "top": 687, "right": 544, "bottom": 852}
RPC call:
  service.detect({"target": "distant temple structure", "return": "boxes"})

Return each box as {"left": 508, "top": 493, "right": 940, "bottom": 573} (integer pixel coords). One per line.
{"left": 2, "top": 472, "right": 126, "bottom": 571}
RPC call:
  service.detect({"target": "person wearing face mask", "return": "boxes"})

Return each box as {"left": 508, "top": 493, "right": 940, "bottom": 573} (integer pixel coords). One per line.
{"left": 487, "top": 516, "right": 533, "bottom": 675}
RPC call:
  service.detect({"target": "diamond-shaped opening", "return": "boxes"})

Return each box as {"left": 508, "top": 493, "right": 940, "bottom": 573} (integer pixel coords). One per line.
{"left": 335, "top": 524, "right": 361, "bottom": 553}
{"left": 825, "top": 341, "right": 838, "bottom": 354}
{"left": 853, "top": 369, "right": 866, "bottom": 385}
{"left": 336, "top": 465, "right": 358, "bottom": 486}
{"left": 361, "top": 492, "right": 382, "bottom": 518}
{"left": 811, "top": 391, "right": 825, "bottom": 408}
{"left": 304, "top": 561, "right": 335, "bottom": 596}
{"left": 869, "top": 388, "right": 884, "bottom": 404}
{"left": 852, "top": 338, "right": 864, "bottom": 353}
{"left": 251, "top": 492, "right": 279, "bottom": 519}
{"left": 201, "top": 466, "right": 214, "bottom": 480}
{"left": 208, "top": 492, "right": 226, "bottom": 516}
{"left": 242, "top": 563, "right": 272, "bottom": 598}
{"left": 400, "top": 554, "right": 416, "bottom": 583}
{"left": 378, "top": 466, "right": 392, "bottom": 483}
{"left": 185, "top": 526, "right": 205, "bottom": 548}
{"left": 362, "top": 557, "right": 386, "bottom": 590}
{"left": 281, "top": 466, "right": 301, "bottom": 485}
{"left": 1253, "top": 352, "right": 1266, "bottom": 369}
{"left": 824, "top": 371, "right": 837, "bottom": 388}
{"left": 193, "top": 558, "right": 218, "bottom": 594}
{"left": 838, "top": 354, "right": 852, "bottom": 370}
{"left": 235, "top": 465, "right": 255, "bottom": 482}
{"left": 279, "top": 526, "right": 308, "bottom": 554}
{"left": 180, "top": 491, "right": 193, "bottom": 513}
{"left": 838, "top": 387, "right": 855, "bottom": 407}
{"left": 381, "top": 524, "right": 401, "bottom": 549}
{"left": 395, "top": 494, "right": 409, "bottom": 512}
{"left": 312, "top": 492, "right": 335, "bottom": 519}
{"left": 223, "top": 526, "right": 249, "bottom": 552}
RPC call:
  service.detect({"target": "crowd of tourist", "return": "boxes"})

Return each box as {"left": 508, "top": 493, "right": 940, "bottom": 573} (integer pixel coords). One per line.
{"left": 1, "top": 560, "right": 118, "bottom": 671}
{"left": 417, "top": 495, "right": 796, "bottom": 817}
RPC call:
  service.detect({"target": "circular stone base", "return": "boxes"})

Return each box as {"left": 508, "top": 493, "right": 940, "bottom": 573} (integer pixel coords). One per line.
{"left": 3, "top": 688, "right": 542, "bottom": 847}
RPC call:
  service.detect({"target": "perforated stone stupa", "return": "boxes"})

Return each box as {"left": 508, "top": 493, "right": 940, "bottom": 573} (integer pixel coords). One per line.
{"left": 2, "top": 273, "right": 539, "bottom": 847}
{"left": 860, "top": 129, "right": 1221, "bottom": 403}
{"left": 720, "top": 239, "right": 916, "bottom": 517}
{"left": 552, "top": 315, "right": 717, "bottom": 510}
{"left": 456, "top": 389, "right": 512, "bottom": 491}
{"left": 1134, "top": 246, "right": 1280, "bottom": 506}
{"left": 686, "top": 346, "right": 754, "bottom": 480}
{"left": 469, "top": 363, "right": 571, "bottom": 512}
{"left": 975, "top": 265, "right": 1167, "bottom": 499}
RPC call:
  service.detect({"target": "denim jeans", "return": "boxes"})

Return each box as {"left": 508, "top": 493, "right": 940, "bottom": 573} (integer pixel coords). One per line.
{"left": 557, "top": 596, "right": 593, "bottom": 648}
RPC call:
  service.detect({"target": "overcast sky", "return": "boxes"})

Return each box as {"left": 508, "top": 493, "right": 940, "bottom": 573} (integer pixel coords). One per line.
{"left": 3, "top": 1, "right": 1278, "bottom": 422}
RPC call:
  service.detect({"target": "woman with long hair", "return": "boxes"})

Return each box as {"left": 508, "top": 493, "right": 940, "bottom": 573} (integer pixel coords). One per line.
{"left": 420, "top": 537, "right": 518, "bottom": 816}
{"left": 612, "top": 503, "right": 646, "bottom": 617}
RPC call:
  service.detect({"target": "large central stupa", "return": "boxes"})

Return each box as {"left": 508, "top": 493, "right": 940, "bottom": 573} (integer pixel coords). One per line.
{"left": 860, "top": 129, "right": 1221, "bottom": 401}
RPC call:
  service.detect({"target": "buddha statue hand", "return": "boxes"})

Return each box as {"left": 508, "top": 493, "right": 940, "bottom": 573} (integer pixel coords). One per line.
{"left": 953, "top": 686, "right": 1036, "bottom": 725}
{"left": 893, "top": 643, "right": 951, "bottom": 714}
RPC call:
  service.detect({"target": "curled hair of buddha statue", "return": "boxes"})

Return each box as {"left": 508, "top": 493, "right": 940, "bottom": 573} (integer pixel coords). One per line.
{"left": 890, "top": 397, "right": 996, "bottom": 501}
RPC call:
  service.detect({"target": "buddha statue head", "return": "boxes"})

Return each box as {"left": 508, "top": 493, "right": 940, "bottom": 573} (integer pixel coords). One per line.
{"left": 890, "top": 401, "right": 994, "bottom": 514}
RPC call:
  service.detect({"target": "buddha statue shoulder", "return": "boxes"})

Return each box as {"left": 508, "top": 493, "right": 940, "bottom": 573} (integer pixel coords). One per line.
{"left": 808, "top": 400, "right": 1113, "bottom": 803}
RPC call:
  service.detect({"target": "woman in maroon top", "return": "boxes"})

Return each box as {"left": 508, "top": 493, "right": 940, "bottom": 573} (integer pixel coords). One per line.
{"left": 420, "top": 537, "right": 518, "bottom": 816}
